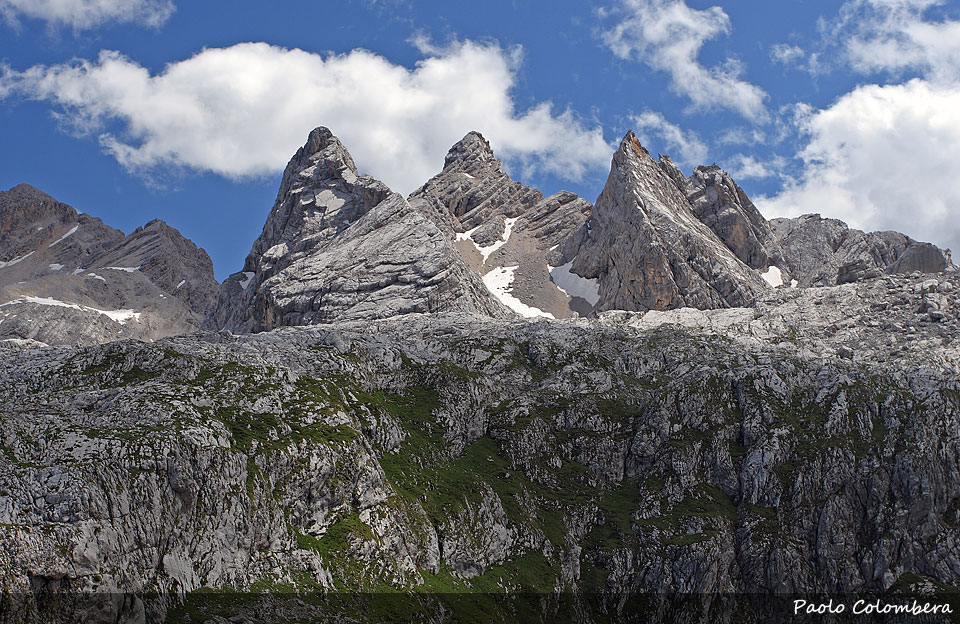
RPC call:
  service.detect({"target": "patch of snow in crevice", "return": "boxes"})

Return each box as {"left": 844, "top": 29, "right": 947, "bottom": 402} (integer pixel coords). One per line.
{"left": 239, "top": 272, "right": 255, "bottom": 290}
{"left": 455, "top": 225, "right": 480, "bottom": 242}
{"left": 0, "top": 251, "right": 35, "bottom": 269}
{"left": 48, "top": 225, "right": 78, "bottom": 247}
{"left": 477, "top": 217, "right": 518, "bottom": 264}
{"left": 86, "top": 273, "right": 106, "bottom": 282}
{"left": 0, "top": 296, "right": 140, "bottom": 324}
{"left": 176, "top": 279, "right": 186, "bottom": 289}
{"left": 455, "top": 225, "right": 484, "bottom": 258}
{"left": 104, "top": 266, "right": 141, "bottom": 272}
{"left": 482, "top": 265, "right": 554, "bottom": 319}
{"left": 548, "top": 260, "right": 600, "bottom": 306}
{"left": 49, "top": 263, "right": 64, "bottom": 271}
{"left": 462, "top": 173, "right": 475, "bottom": 180}
{"left": 790, "top": 279, "right": 798, "bottom": 289}
{"left": 761, "top": 266, "right": 784, "bottom": 288}
{"left": 73, "top": 267, "right": 85, "bottom": 275}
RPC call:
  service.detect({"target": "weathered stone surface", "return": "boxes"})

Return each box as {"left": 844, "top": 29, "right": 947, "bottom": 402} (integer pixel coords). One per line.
{"left": 209, "top": 128, "right": 510, "bottom": 333}
{"left": 411, "top": 132, "right": 593, "bottom": 319}
{"left": 1, "top": 291, "right": 958, "bottom": 619}
{"left": 0, "top": 184, "right": 218, "bottom": 346}
{"left": 771, "top": 213, "right": 953, "bottom": 287}
{"left": 570, "top": 132, "right": 767, "bottom": 312}
{"left": 680, "top": 163, "right": 789, "bottom": 274}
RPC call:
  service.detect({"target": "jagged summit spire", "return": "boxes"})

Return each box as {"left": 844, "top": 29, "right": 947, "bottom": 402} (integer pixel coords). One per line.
{"left": 442, "top": 131, "right": 501, "bottom": 174}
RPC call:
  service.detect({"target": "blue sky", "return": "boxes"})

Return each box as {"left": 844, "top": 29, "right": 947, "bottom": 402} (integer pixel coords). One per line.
{"left": 2, "top": 0, "right": 959, "bottom": 279}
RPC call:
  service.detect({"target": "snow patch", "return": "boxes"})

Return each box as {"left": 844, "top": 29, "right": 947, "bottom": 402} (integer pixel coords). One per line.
{"left": 239, "top": 272, "right": 255, "bottom": 290}
{"left": 48, "top": 225, "right": 78, "bottom": 247}
{"left": 73, "top": 267, "right": 85, "bottom": 275}
{"left": 482, "top": 265, "right": 554, "bottom": 319}
{"left": 49, "top": 263, "right": 64, "bottom": 271}
{"left": 548, "top": 260, "right": 600, "bottom": 306}
{"left": 86, "top": 273, "right": 106, "bottom": 282}
{"left": 0, "top": 296, "right": 141, "bottom": 324}
{"left": 104, "top": 266, "right": 141, "bottom": 272}
{"left": 455, "top": 225, "right": 480, "bottom": 242}
{"left": 761, "top": 266, "right": 784, "bottom": 288}
{"left": 790, "top": 279, "right": 798, "bottom": 289}
{"left": 176, "top": 280, "right": 186, "bottom": 289}
{"left": 477, "top": 217, "right": 518, "bottom": 263}
{"left": 0, "top": 251, "right": 35, "bottom": 269}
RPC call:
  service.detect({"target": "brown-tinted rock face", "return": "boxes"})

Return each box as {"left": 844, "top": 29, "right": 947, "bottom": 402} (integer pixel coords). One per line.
{"left": 0, "top": 184, "right": 218, "bottom": 346}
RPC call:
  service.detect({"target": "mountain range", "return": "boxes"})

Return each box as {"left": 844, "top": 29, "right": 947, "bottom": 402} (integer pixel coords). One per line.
{"left": 0, "top": 126, "right": 953, "bottom": 346}
{"left": 1, "top": 127, "right": 958, "bottom": 623}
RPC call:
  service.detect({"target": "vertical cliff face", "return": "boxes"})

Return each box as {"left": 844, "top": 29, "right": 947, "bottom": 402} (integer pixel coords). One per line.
{"left": 569, "top": 132, "right": 767, "bottom": 312}
{"left": 0, "top": 184, "right": 218, "bottom": 346}
{"left": 209, "top": 127, "right": 510, "bottom": 333}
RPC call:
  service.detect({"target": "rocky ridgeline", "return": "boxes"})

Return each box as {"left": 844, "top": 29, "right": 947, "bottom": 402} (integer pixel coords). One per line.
{"left": 208, "top": 127, "right": 509, "bottom": 334}
{"left": 1, "top": 127, "right": 954, "bottom": 343}
{"left": 0, "top": 185, "right": 218, "bottom": 346}
{"left": 410, "top": 131, "right": 593, "bottom": 319}
{"left": 208, "top": 127, "right": 954, "bottom": 330}
{"left": 1, "top": 307, "right": 958, "bottom": 621}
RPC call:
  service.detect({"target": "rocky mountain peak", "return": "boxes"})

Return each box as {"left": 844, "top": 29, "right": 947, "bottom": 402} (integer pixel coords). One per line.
{"left": 569, "top": 130, "right": 766, "bottom": 311}
{"left": 209, "top": 127, "right": 510, "bottom": 333}
{"left": 0, "top": 185, "right": 218, "bottom": 346}
{"left": 683, "top": 163, "right": 790, "bottom": 274}
{"left": 442, "top": 131, "right": 501, "bottom": 175}
{"left": 0, "top": 184, "right": 74, "bottom": 246}
{"left": 411, "top": 132, "right": 541, "bottom": 224}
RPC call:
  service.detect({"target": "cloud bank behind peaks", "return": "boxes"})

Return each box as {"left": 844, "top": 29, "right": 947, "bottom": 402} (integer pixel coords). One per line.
{"left": 601, "top": 0, "right": 768, "bottom": 121}
{"left": 760, "top": 80, "right": 960, "bottom": 255}
{"left": 0, "top": 40, "right": 612, "bottom": 194}
{"left": 0, "top": 0, "right": 174, "bottom": 29}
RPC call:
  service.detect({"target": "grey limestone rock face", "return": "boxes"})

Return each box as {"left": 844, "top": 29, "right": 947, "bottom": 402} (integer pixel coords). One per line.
{"left": 0, "top": 184, "right": 218, "bottom": 346}
{"left": 1, "top": 295, "right": 958, "bottom": 619}
{"left": 209, "top": 127, "right": 510, "bottom": 333}
{"left": 770, "top": 213, "right": 952, "bottom": 287}
{"left": 411, "top": 131, "right": 594, "bottom": 320}
{"left": 680, "top": 163, "right": 789, "bottom": 274}
{"left": 570, "top": 132, "right": 767, "bottom": 312}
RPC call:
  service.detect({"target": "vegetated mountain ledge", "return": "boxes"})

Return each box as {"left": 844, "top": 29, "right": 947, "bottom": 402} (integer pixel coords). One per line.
{"left": 0, "top": 127, "right": 959, "bottom": 623}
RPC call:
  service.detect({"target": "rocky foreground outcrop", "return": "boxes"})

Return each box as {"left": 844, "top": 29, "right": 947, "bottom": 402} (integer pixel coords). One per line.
{"left": 0, "top": 185, "right": 218, "bottom": 346}
{"left": 1, "top": 269, "right": 959, "bottom": 622}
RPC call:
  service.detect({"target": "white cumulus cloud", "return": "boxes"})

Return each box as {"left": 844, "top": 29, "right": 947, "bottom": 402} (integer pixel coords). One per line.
{"left": 833, "top": 0, "right": 960, "bottom": 83}
{"left": 0, "top": 0, "right": 174, "bottom": 29}
{"left": 722, "top": 154, "right": 778, "bottom": 180}
{"left": 600, "top": 0, "right": 768, "bottom": 120}
{"left": 632, "top": 111, "right": 706, "bottom": 166}
{"left": 758, "top": 80, "right": 960, "bottom": 254}
{"left": 0, "top": 40, "right": 612, "bottom": 195}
